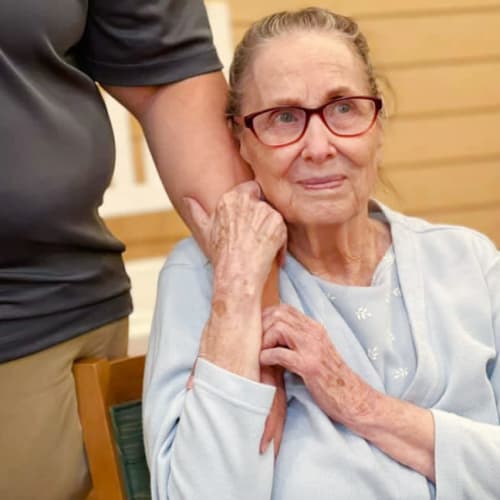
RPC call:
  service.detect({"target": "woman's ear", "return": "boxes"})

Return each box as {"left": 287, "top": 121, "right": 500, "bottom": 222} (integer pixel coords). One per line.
{"left": 228, "top": 119, "right": 249, "bottom": 160}
{"left": 239, "top": 139, "right": 251, "bottom": 165}
{"left": 237, "top": 131, "right": 254, "bottom": 167}
{"left": 229, "top": 118, "right": 254, "bottom": 178}
{"left": 230, "top": 131, "right": 254, "bottom": 180}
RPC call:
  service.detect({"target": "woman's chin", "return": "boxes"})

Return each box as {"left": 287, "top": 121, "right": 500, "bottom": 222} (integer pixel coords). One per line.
{"left": 286, "top": 206, "right": 356, "bottom": 228}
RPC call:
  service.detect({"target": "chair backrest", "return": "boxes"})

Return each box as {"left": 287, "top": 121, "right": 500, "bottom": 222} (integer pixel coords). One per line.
{"left": 73, "top": 355, "right": 148, "bottom": 500}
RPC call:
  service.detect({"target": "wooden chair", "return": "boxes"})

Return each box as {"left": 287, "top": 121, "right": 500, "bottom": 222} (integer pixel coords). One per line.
{"left": 74, "top": 355, "right": 149, "bottom": 500}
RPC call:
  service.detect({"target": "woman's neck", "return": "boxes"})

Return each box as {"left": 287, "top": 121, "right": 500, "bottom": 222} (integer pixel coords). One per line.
{"left": 287, "top": 211, "right": 392, "bottom": 286}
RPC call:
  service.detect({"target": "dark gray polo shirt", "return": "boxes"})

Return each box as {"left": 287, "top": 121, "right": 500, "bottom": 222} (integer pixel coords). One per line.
{"left": 0, "top": 0, "right": 222, "bottom": 362}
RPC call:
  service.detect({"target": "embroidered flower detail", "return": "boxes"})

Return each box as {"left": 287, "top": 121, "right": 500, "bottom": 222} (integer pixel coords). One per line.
{"left": 393, "top": 367, "right": 409, "bottom": 380}
{"left": 392, "top": 287, "right": 402, "bottom": 297}
{"left": 384, "top": 292, "right": 391, "bottom": 304}
{"left": 355, "top": 306, "right": 372, "bottom": 320}
{"left": 387, "top": 330, "right": 395, "bottom": 343}
{"left": 367, "top": 346, "right": 379, "bottom": 361}
{"left": 326, "top": 292, "right": 336, "bottom": 301}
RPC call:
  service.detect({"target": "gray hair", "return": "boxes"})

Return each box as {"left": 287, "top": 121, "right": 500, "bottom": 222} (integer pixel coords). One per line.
{"left": 227, "top": 7, "right": 381, "bottom": 116}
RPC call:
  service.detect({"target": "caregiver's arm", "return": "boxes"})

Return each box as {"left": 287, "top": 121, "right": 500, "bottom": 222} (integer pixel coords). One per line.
{"left": 106, "top": 72, "right": 286, "bottom": 455}
{"left": 104, "top": 72, "right": 251, "bottom": 239}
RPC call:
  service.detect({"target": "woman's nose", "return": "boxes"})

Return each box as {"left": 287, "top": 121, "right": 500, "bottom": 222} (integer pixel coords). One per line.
{"left": 300, "top": 114, "right": 337, "bottom": 163}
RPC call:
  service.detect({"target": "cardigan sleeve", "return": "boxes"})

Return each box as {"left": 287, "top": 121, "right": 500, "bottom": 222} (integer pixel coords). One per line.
{"left": 142, "top": 240, "right": 276, "bottom": 500}
{"left": 432, "top": 246, "right": 500, "bottom": 499}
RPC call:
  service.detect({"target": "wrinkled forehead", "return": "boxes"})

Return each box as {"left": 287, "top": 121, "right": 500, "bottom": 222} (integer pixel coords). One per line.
{"left": 240, "top": 31, "right": 370, "bottom": 112}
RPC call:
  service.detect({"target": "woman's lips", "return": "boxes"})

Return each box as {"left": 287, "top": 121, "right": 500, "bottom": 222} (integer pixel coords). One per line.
{"left": 297, "top": 175, "right": 346, "bottom": 190}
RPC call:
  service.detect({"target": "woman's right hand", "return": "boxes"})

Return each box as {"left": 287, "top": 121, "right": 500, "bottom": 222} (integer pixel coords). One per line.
{"left": 185, "top": 180, "right": 287, "bottom": 293}
{"left": 184, "top": 181, "right": 286, "bottom": 382}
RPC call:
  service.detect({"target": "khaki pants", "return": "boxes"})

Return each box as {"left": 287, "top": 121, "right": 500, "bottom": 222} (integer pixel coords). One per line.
{"left": 0, "top": 318, "right": 128, "bottom": 500}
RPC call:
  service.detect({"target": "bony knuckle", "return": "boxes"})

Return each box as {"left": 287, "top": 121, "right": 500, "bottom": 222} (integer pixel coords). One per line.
{"left": 272, "top": 309, "right": 284, "bottom": 322}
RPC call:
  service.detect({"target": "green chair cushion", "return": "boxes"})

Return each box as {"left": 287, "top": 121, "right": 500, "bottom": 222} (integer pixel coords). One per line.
{"left": 110, "top": 400, "right": 151, "bottom": 500}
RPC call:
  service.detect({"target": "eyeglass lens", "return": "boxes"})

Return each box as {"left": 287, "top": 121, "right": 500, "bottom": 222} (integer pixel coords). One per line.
{"left": 252, "top": 98, "right": 377, "bottom": 146}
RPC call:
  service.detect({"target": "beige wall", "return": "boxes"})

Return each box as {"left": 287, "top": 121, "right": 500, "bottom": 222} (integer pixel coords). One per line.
{"left": 107, "top": 0, "right": 500, "bottom": 258}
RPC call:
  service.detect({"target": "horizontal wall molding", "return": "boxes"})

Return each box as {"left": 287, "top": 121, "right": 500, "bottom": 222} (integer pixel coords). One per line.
{"left": 227, "top": 1, "right": 500, "bottom": 22}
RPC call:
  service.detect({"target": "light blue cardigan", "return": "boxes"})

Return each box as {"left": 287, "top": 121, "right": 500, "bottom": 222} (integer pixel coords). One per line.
{"left": 143, "top": 203, "right": 500, "bottom": 499}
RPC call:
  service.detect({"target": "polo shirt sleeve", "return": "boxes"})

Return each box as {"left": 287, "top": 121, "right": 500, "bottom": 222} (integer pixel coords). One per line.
{"left": 76, "top": 0, "right": 222, "bottom": 85}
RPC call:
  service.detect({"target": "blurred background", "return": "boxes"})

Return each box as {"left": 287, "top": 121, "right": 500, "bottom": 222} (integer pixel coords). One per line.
{"left": 98, "top": 0, "right": 500, "bottom": 354}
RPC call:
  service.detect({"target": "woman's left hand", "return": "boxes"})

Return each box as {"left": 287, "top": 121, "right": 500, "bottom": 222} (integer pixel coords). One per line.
{"left": 260, "top": 304, "right": 376, "bottom": 427}
{"left": 260, "top": 304, "right": 436, "bottom": 481}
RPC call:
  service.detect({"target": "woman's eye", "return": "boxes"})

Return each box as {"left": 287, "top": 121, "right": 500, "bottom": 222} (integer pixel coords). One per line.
{"left": 335, "top": 102, "right": 352, "bottom": 113}
{"left": 274, "top": 110, "right": 297, "bottom": 123}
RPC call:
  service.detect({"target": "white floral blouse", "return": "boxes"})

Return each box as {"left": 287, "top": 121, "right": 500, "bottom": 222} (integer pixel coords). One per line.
{"left": 315, "top": 244, "right": 416, "bottom": 398}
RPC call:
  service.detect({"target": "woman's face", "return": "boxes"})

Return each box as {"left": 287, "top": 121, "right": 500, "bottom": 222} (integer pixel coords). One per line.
{"left": 238, "top": 32, "right": 383, "bottom": 228}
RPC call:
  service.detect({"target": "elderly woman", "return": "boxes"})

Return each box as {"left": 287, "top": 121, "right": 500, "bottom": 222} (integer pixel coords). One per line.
{"left": 143, "top": 7, "right": 500, "bottom": 499}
